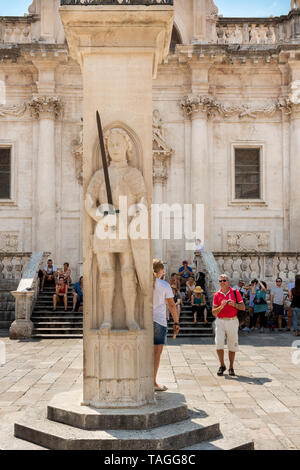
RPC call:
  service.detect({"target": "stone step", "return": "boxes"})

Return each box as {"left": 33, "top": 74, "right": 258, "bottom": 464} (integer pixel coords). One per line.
{"left": 31, "top": 334, "right": 83, "bottom": 338}
{"left": 14, "top": 410, "right": 220, "bottom": 450}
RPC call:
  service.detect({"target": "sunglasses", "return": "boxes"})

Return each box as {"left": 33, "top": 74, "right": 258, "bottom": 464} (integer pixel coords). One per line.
{"left": 219, "top": 279, "right": 228, "bottom": 283}
{"left": 276, "top": 280, "right": 282, "bottom": 283}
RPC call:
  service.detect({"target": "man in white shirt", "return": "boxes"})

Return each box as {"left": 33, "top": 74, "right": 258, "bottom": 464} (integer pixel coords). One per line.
{"left": 41, "top": 259, "right": 58, "bottom": 291}
{"left": 153, "top": 260, "right": 180, "bottom": 392}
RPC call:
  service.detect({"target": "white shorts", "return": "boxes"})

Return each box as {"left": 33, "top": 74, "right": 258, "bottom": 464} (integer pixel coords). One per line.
{"left": 215, "top": 317, "right": 239, "bottom": 352}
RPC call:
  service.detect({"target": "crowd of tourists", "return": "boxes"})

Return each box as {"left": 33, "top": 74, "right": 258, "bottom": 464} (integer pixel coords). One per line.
{"left": 39, "top": 258, "right": 83, "bottom": 313}
{"left": 153, "top": 257, "right": 300, "bottom": 386}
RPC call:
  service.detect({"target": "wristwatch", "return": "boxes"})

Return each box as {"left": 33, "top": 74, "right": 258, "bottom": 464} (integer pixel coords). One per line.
{"left": 174, "top": 323, "right": 180, "bottom": 326}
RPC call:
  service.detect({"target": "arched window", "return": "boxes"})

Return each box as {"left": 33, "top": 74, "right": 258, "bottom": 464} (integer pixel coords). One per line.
{"left": 169, "top": 25, "right": 182, "bottom": 53}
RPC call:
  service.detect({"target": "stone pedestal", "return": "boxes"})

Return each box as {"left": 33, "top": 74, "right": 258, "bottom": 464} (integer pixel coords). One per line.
{"left": 9, "top": 291, "right": 34, "bottom": 340}
{"left": 59, "top": 3, "right": 174, "bottom": 409}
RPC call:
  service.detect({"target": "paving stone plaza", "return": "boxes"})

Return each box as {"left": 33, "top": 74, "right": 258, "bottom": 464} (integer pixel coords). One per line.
{"left": 1, "top": 330, "right": 300, "bottom": 450}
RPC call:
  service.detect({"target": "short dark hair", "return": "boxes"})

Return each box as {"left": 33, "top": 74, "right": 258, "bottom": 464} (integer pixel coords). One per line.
{"left": 261, "top": 281, "right": 267, "bottom": 289}
{"left": 59, "top": 276, "right": 64, "bottom": 280}
{"left": 64, "top": 262, "right": 69, "bottom": 267}
{"left": 276, "top": 277, "right": 282, "bottom": 282}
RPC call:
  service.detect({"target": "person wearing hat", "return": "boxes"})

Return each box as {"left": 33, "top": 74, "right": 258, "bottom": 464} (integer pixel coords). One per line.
{"left": 191, "top": 286, "right": 208, "bottom": 325}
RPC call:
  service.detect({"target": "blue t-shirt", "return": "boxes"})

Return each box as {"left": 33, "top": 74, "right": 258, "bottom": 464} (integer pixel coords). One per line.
{"left": 73, "top": 282, "right": 83, "bottom": 298}
{"left": 179, "top": 266, "right": 193, "bottom": 278}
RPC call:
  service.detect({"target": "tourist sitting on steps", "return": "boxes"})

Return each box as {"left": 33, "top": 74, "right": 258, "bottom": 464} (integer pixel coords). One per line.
{"left": 53, "top": 276, "right": 68, "bottom": 312}
{"left": 191, "top": 286, "right": 208, "bottom": 325}
{"left": 41, "top": 259, "right": 58, "bottom": 292}
{"left": 58, "top": 262, "right": 72, "bottom": 287}
{"left": 186, "top": 276, "right": 196, "bottom": 302}
{"left": 72, "top": 276, "right": 83, "bottom": 313}
{"left": 178, "top": 260, "right": 193, "bottom": 288}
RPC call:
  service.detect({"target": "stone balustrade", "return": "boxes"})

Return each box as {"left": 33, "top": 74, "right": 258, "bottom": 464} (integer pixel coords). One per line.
{"left": 0, "top": 19, "right": 33, "bottom": 44}
{"left": 213, "top": 252, "right": 300, "bottom": 289}
{"left": 216, "top": 21, "right": 276, "bottom": 45}
{"left": 216, "top": 10, "right": 300, "bottom": 46}
{"left": 60, "top": 0, "right": 173, "bottom": 5}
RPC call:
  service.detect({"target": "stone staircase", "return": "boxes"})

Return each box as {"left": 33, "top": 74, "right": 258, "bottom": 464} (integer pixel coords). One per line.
{"left": 32, "top": 285, "right": 215, "bottom": 339}
{"left": 167, "top": 289, "right": 214, "bottom": 338}
{"left": 31, "top": 286, "right": 83, "bottom": 339}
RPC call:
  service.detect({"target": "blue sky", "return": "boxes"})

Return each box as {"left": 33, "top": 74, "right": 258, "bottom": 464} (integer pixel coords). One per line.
{"left": 0, "top": 0, "right": 291, "bottom": 18}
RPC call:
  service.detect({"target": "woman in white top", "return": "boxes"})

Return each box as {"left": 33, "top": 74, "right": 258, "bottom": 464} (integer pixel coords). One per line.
{"left": 153, "top": 259, "right": 180, "bottom": 392}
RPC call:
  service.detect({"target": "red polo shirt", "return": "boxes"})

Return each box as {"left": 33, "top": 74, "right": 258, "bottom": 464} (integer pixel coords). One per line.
{"left": 213, "top": 287, "right": 243, "bottom": 319}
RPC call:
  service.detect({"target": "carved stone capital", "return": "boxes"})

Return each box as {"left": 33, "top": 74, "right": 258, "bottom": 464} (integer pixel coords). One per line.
{"left": 28, "top": 96, "right": 64, "bottom": 119}
{"left": 180, "top": 95, "right": 214, "bottom": 119}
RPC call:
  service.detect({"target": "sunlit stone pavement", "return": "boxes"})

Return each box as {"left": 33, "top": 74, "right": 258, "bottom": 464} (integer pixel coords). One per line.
{"left": 1, "top": 330, "right": 300, "bottom": 450}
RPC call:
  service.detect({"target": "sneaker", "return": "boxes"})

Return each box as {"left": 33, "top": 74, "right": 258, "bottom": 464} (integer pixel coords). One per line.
{"left": 217, "top": 366, "right": 226, "bottom": 376}
{"left": 259, "top": 327, "right": 264, "bottom": 333}
{"left": 242, "top": 327, "right": 250, "bottom": 332}
{"left": 229, "top": 368, "right": 236, "bottom": 377}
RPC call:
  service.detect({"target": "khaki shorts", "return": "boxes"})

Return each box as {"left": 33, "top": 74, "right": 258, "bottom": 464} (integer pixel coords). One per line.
{"left": 215, "top": 317, "right": 239, "bottom": 352}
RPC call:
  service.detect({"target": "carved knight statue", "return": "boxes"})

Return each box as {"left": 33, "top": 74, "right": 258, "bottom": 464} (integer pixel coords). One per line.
{"left": 85, "top": 128, "right": 149, "bottom": 332}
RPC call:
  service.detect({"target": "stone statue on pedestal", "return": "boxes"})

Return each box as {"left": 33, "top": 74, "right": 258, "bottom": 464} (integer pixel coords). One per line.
{"left": 85, "top": 127, "right": 149, "bottom": 332}
{"left": 291, "top": 0, "right": 300, "bottom": 9}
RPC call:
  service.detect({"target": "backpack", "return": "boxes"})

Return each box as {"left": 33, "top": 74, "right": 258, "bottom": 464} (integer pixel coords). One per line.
{"left": 233, "top": 290, "right": 248, "bottom": 325}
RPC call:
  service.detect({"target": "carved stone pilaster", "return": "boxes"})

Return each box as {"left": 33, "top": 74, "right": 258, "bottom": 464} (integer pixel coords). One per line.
{"left": 180, "top": 95, "right": 214, "bottom": 119}
{"left": 28, "top": 96, "right": 64, "bottom": 119}
{"left": 152, "top": 110, "right": 174, "bottom": 185}
{"left": 72, "top": 121, "right": 83, "bottom": 186}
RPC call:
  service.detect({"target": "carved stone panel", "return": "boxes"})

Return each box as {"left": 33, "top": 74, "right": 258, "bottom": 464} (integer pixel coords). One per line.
{"left": 0, "top": 232, "right": 19, "bottom": 252}
{"left": 227, "top": 231, "right": 270, "bottom": 252}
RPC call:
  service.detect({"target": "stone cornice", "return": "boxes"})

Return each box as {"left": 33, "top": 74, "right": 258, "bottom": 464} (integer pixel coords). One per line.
{"left": 180, "top": 94, "right": 298, "bottom": 119}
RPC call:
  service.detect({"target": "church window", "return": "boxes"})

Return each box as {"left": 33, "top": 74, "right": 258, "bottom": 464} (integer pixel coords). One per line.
{"left": 0, "top": 148, "right": 11, "bottom": 199}
{"left": 235, "top": 148, "right": 260, "bottom": 200}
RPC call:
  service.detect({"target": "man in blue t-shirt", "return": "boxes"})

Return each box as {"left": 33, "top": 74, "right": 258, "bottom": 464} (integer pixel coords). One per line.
{"left": 178, "top": 261, "right": 193, "bottom": 287}
{"left": 72, "top": 276, "right": 83, "bottom": 312}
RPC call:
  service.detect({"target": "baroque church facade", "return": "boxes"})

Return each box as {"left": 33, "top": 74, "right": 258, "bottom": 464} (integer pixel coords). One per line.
{"left": 0, "top": 0, "right": 300, "bottom": 276}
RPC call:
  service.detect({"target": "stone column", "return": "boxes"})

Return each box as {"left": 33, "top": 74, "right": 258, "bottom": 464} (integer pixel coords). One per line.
{"left": 289, "top": 102, "right": 300, "bottom": 250}
{"left": 29, "top": 97, "right": 63, "bottom": 256}
{"left": 153, "top": 164, "right": 167, "bottom": 260}
{"left": 60, "top": 4, "right": 173, "bottom": 409}
{"left": 181, "top": 95, "right": 210, "bottom": 250}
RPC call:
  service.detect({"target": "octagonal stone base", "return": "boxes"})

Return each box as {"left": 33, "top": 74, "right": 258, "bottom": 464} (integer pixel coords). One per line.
{"left": 47, "top": 390, "right": 189, "bottom": 430}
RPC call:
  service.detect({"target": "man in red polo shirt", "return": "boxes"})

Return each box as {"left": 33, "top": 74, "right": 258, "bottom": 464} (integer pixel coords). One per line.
{"left": 212, "top": 274, "right": 246, "bottom": 377}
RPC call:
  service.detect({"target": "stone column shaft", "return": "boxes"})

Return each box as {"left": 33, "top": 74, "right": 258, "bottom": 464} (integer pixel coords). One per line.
{"left": 289, "top": 108, "right": 300, "bottom": 250}
{"left": 191, "top": 112, "right": 209, "bottom": 248}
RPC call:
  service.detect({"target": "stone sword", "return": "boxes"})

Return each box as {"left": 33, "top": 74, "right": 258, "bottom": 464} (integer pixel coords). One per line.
{"left": 96, "top": 110, "right": 120, "bottom": 218}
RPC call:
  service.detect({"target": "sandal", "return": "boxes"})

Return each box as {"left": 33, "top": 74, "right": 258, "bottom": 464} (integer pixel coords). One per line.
{"left": 154, "top": 385, "right": 168, "bottom": 392}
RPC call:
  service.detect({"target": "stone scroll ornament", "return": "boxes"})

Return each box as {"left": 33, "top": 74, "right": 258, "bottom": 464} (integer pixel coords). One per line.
{"left": 85, "top": 116, "right": 150, "bottom": 332}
